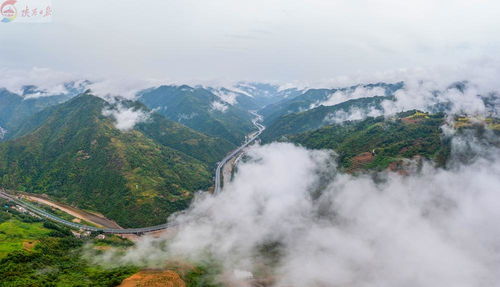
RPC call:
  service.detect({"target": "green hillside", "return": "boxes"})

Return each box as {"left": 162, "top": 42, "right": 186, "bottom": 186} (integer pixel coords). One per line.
{"left": 0, "top": 82, "right": 88, "bottom": 140}
{"left": 289, "top": 111, "right": 500, "bottom": 171}
{"left": 260, "top": 95, "right": 391, "bottom": 142}
{"left": 0, "top": 93, "right": 232, "bottom": 227}
{"left": 290, "top": 111, "right": 447, "bottom": 171}
{"left": 139, "top": 85, "right": 255, "bottom": 145}
{"left": 260, "top": 88, "right": 334, "bottom": 125}
{"left": 259, "top": 82, "right": 403, "bottom": 125}
{"left": 0, "top": 198, "right": 138, "bottom": 286}
{"left": 208, "top": 86, "right": 261, "bottom": 110}
{"left": 233, "top": 82, "right": 304, "bottom": 107}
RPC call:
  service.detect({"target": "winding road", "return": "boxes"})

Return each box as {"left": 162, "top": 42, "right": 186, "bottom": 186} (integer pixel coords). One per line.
{"left": 0, "top": 113, "right": 265, "bottom": 235}
{"left": 214, "top": 111, "right": 265, "bottom": 194}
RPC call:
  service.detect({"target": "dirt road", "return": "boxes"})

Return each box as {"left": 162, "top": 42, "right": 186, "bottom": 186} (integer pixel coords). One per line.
{"left": 24, "top": 194, "right": 122, "bottom": 229}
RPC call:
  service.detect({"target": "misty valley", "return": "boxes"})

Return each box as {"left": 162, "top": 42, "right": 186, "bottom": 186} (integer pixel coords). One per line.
{"left": 2, "top": 1, "right": 500, "bottom": 286}
{"left": 1, "top": 80, "right": 499, "bottom": 287}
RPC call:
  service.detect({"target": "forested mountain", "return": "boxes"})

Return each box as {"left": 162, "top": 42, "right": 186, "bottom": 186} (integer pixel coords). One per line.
{"left": 288, "top": 111, "right": 500, "bottom": 172}
{"left": 233, "top": 82, "right": 304, "bottom": 107}
{"left": 207, "top": 86, "right": 261, "bottom": 110}
{"left": 260, "top": 95, "right": 391, "bottom": 142}
{"left": 0, "top": 93, "right": 233, "bottom": 227}
{"left": 138, "top": 85, "right": 256, "bottom": 145}
{"left": 0, "top": 82, "right": 89, "bottom": 140}
{"left": 259, "top": 82, "right": 403, "bottom": 125}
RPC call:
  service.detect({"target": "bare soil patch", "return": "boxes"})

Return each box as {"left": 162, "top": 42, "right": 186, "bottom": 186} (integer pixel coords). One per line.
{"left": 119, "top": 270, "right": 185, "bottom": 287}
{"left": 22, "top": 240, "right": 39, "bottom": 251}
{"left": 350, "top": 152, "right": 374, "bottom": 169}
{"left": 23, "top": 194, "right": 122, "bottom": 229}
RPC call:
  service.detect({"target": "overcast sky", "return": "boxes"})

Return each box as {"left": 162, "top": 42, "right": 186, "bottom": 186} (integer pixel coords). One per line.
{"left": 1, "top": 0, "right": 499, "bottom": 83}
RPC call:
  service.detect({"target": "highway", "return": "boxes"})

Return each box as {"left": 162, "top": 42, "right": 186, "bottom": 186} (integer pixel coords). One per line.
{"left": 0, "top": 112, "right": 265, "bottom": 235}
{"left": 0, "top": 189, "right": 171, "bottom": 234}
{"left": 214, "top": 111, "right": 265, "bottom": 194}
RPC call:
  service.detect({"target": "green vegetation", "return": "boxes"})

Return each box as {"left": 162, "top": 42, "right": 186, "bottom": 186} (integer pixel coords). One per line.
{"left": 260, "top": 88, "right": 337, "bottom": 125}
{"left": 0, "top": 199, "right": 138, "bottom": 286}
{"left": 289, "top": 111, "right": 500, "bottom": 172}
{"left": 261, "top": 95, "right": 391, "bottom": 142}
{"left": 289, "top": 111, "right": 449, "bottom": 171}
{"left": 0, "top": 219, "right": 51, "bottom": 258}
{"left": 259, "top": 82, "right": 403, "bottom": 126}
{"left": 0, "top": 83, "right": 86, "bottom": 139}
{"left": 92, "top": 235, "right": 135, "bottom": 248}
{"left": 0, "top": 235, "right": 138, "bottom": 287}
{"left": 139, "top": 85, "right": 255, "bottom": 145}
{"left": 183, "top": 265, "right": 222, "bottom": 287}
{"left": 0, "top": 199, "right": 49, "bottom": 258}
{"left": 0, "top": 94, "right": 233, "bottom": 227}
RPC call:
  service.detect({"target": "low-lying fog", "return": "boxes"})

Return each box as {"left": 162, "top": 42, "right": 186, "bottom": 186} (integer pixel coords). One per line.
{"left": 92, "top": 125, "right": 500, "bottom": 286}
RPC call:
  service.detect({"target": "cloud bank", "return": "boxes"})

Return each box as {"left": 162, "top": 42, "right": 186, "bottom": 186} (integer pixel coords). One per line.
{"left": 312, "top": 86, "right": 386, "bottom": 109}
{"left": 102, "top": 104, "right": 150, "bottom": 131}
{"left": 2, "top": 1, "right": 500, "bottom": 82}
{"left": 93, "top": 128, "right": 500, "bottom": 286}
{"left": 0, "top": 67, "right": 81, "bottom": 97}
{"left": 210, "top": 101, "right": 229, "bottom": 112}
{"left": 317, "top": 77, "right": 500, "bottom": 125}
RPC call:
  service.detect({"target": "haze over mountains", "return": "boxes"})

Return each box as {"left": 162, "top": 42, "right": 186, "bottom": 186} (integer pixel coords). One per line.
{"left": 0, "top": 80, "right": 306, "bottom": 228}
{"left": 1, "top": 78, "right": 499, "bottom": 226}
{"left": 1, "top": 75, "right": 500, "bottom": 286}
{"left": 0, "top": 93, "right": 234, "bottom": 227}
{"left": 2, "top": 0, "right": 500, "bottom": 285}
{"left": 0, "top": 81, "right": 89, "bottom": 139}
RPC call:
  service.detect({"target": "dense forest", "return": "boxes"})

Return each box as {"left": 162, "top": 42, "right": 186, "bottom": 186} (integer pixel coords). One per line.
{"left": 289, "top": 111, "right": 500, "bottom": 171}
{"left": 0, "top": 94, "right": 233, "bottom": 227}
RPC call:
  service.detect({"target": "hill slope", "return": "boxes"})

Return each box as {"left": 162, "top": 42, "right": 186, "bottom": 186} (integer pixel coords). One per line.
{"left": 260, "top": 95, "right": 391, "bottom": 142}
{"left": 233, "top": 82, "right": 304, "bottom": 107}
{"left": 288, "top": 111, "right": 500, "bottom": 172}
{"left": 0, "top": 82, "right": 88, "bottom": 140}
{"left": 0, "top": 93, "right": 232, "bottom": 227}
{"left": 260, "top": 82, "right": 403, "bottom": 125}
{"left": 138, "top": 85, "right": 255, "bottom": 145}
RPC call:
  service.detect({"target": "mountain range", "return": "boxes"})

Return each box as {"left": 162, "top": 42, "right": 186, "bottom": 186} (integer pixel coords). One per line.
{"left": 1, "top": 80, "right": 498, "bottom": 227}
{"left": 0, "top": 93, "right": 233, "bottom": 227}
{"left": 0, "top": 81, "right": 89, "bottom": 139}
{"left": 138, "top": 85, "right": 256, "bottom": 145}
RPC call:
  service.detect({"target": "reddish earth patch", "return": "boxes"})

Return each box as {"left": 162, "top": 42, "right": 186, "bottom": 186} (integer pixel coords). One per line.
{"left": 119, "top": 270, "right": 185, "bottom": 287}
{"left": 387, "top": 155, "right": 422, "bottom": 176}
{"left": 350, "top": 152, "right": 374, "bottom": 169}
{"left": 401, "top": 117, "right": 423, "bottom": 124}
{"left": 399, "top": 140, "right": 424, "bottom": 155}
{"left": 22, "top": 240, "right": 39, "bottom": 251}
{"left": 19, "top": 193, "right": 122, "bottom": 229}
{"left": 388, "top": 161, "right": 409, "bottom": 175}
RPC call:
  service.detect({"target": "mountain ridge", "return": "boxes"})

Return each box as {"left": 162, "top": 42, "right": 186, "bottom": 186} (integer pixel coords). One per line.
{"left": 0, "top": 93, "right": 233, "bottom": 227}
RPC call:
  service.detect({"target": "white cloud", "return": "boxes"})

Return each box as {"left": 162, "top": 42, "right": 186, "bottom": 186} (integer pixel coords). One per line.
{"left": 311, "top": 86, "right": 386, "bottom": 109}
{"left": 1, "top": 1, "right": 500, "bottom": 82}
{"left": 0, "top": 67, "right": 79, "bottom": 96}
{"left": 210, "top": 101, "right": 228, "bottom": 112}
{"left": 102, "top": 104, "right": 150, "bottom": 131}
{"left": 324, "top": 107, "right": 383, "bottom": 124}
{"left": 92, "top": 132, "right": 500, "bottom": 286}
{"left": 88, "top": 78, "right": 166, "bottom": 101}
{"left": 211, "top": 89, "right": 239, "bottom": 105}
{"left": 381, "top": 80, "right": 491, "bottom": 117}
{"left": 0, "top": 126, "right": 7, "bottom": 140}
{"left": 315, "top": 75, "right": 498, "bottom": 123}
